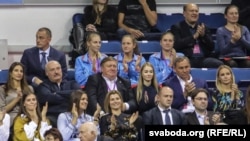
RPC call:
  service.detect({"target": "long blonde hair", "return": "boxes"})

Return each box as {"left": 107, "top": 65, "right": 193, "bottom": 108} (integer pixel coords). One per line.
{"left": 136, "top": 62, "right": 159, "bottom": 103}
{"left": 92, "top": 0, "right": 108, "bottom": 25}
{"left": 215, "top": 65, "right": 235, "bottom": 94}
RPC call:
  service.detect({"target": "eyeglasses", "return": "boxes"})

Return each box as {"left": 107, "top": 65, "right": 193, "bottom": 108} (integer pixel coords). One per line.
{"left": 194, "top": 97, "right": 208, "bottom": 101}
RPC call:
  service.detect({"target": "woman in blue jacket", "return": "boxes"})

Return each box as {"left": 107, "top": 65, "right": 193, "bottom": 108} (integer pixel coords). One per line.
{"left": 114, "top": 34, "right": 146, "bottom": 87}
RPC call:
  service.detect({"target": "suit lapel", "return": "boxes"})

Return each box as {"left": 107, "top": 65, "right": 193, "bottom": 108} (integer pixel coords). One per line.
{"left": 190, "top": 112, "right": 200, "bottom": 125}
{"left": 156, "top": 107, "right": 164, "bottom": 125}
{"left": 34, "top": 48, "right": 42, "bottom": 69}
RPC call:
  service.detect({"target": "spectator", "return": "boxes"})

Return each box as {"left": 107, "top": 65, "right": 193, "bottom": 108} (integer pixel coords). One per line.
{"left": 0, "top": 62, "right": 33, "bottom": 126}
{"left": 20, "top": 27, "right": 67, "bottom": 87}
{"left": 84, "top": 56, "right": 137, "bottom": 115}
{"left": 149, "top": 31, "right": 176, "bottom": 85}
{"left": 186, "top": 88, "right": 223, "bottom": 125}
{"left": 57, "top": 90, "right": 101, "bottom": 141}
{"left": 143, "top": 86, "right": 187, "bottom": 125}
{"left": 78, "top": 121, "right": 114, "bottom": 141}
{"left": 100, "top": 90, "right": 141, "bottom": 141}
{"left": 0, "top": 108, "right": 10, "bottom": 141}
{"left": 213, "top": 65, "right": 246, "bottom": 125}
{"left": 114, "top": 34, "right": 146, "bottom": 87}
{"left": 231, "top": 0, "right": 250, "bottom": 30}
{"left": 243, "top": 85, "right": 250, "bottom": 124}
{"left": 35, "top": 61, "right": 80, "bottom": 127}
{"left": 13, "top": 93, "right": 51, "bottom": 141}
{"left": 133, "top": 62, "right": 159, "bottom": 115}
{"left": 74, "top": 32, "right": 107, "bottom": 87}
{"left": 171, "top": 3, "right": 223, "bottom": 68}
{"left": 117, "top": 0, "right": 161, "bottom": 40}
{"left": 44, "top": 128, "right": 63, "bottom": 141}
{"left": 216, "top": 5, "right": 250, "bottom": 68}
{"left": 163, "top": 56, "right": 213, "bottom": 113}
{"left": 72, "top": 0, "right": 118, "bottom": 54}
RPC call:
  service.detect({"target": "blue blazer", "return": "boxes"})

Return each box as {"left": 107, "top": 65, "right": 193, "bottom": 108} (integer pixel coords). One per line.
{"left": 143, "top": 106, "right": 187, "bottom": 125}
{"left": 163, "top": 75, "right": 213, "bottom": 110}
{"left": 21, "top": 46, "right": 67, "bottom": 84}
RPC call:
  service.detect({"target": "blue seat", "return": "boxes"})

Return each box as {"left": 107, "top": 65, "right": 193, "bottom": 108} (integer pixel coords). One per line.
{"left": 190, "top": 68, "right": 217, "bottom": 88}
{"left": 156, "top": 13, "right": 183, "bottom": 32}
{"left": 138, "top": 41, "right": 161, "bottom": 54}
{"left": 72, "top": 13, "right": 83, "bottom": 25}
{"left": 100, "top": 41, "right": 122, "bottom": 56}
{"left": 0, "top": 69, "right": 8, "bottom": 85}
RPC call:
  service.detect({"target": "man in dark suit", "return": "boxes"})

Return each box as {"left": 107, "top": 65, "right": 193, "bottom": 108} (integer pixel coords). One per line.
{"left": 143, "top": 86, "right": 187, "bottom": 125}
{"left": 186, "top": 88, "right": 223, "bottom": 125}
{"left": 163, "top": 57, "right": 213, "bottom": 113}
{"left": 84, "top": 56, "right": 136, "bottom": 115}
{"left": 35, "top": 60, "right": 80, "bottom": 127}
{"left": 78, "top": 122, "right": 114, "bottom": 141}
{"left": 170, "top": 3, "right": 223, "bottom": 68}
{"left": 20, "top": 27, "right": 67, "bottom": 87}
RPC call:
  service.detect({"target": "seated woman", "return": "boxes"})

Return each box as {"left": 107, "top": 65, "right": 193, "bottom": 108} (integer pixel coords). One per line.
{"left": 44, "top": 128, "right": 63, "bottom": 141}
{"left": 114, "top": 34, "right": 146, "bottom": 87}
{"left": 0, "top": 109, "right": 10, "bottom": 141}
{"left": 213, "top": 65, "right": 245, "bottom": 124}
{"left": 75, "top": 32, "right": 107, "bottom": 87}
{"left": 0, "top": 62, "right": 33, "bottom": 126}
{"left": 149, "top": 31, "right": 176, "bottom": 85}
{"left": 216, "top": 4, "right": 250, "bottom": 68}
{"left": 57, "top": 90, "right": 101, "bottom": 140}
{"left": 133, "top": 62, "right": 159, "bottom": 115}
{"left": 13, "top": 93, "right": 51, "bottom": 141}
{"left": 100, "top": 90, "right": 142, "bottom": 141}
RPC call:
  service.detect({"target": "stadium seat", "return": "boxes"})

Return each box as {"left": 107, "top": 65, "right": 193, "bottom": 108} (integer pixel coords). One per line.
{"left": 100, "top": 41, "right": 122, "bottom": 56}
{"left": 156, "top": 13, "right": 183, "bottom": 32}
{"left": 0, "top": 69, "right": 8, "bottom": 85}
{"left": 72, "top": 13, "right": 84, "bottom": 25}
{"left": 190, "top": 68, "right": 217, "bottom": 88}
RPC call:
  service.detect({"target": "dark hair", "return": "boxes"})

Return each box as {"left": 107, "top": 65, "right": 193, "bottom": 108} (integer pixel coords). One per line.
{"left": 190, "top": 88, "right": 209, "bottom": 100}
{"left": 44, "top": 128, "right": 63, "bottom": 141}
{"left": 5, "top": 62, "right": 32, "bottom": 95}
{"left": 38, "top": 27, "right": 52, "bottom": 38}
{"left": 173, "top": 56, "right": 190, "bottom": 67}
{"left": 68, "top": 90, "right": 88, "bottom": 114}
{"left": 224, "top": 4, "right": 239, "bottom": 15}
{"left": 100, "top": 56, "right": 117, "bottom": 67}
{"left": 18, "top": 93, "right": 42, "bottom": 122}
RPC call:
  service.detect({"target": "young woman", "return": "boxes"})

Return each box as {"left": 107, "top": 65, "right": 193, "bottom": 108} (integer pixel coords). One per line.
{"left": 133, "top": 62, "right": 159, "bottom": 115}
{"left": 100, "top": 90, "right": 141, "bottom": 141}
{"left": 149, "top": 31, "right": 176, "bottom": 85}
{"left": 216, "top": 5, "right": 250, "bottom": 67}
{"left": 74, "top": 32, "right": 107, "bottom": 87}
{"left": 114, "top": 34, "right": 146, "bottom": 87}
{"left": 57, "top": 90, "right": 101, "bottom": 140}
{"left": 213, "top": 65, "right": 245, "bottom": 112}
{"left": 13, "top": 93, "right": 51, "bottom": 141}
{"left": 0, "top": 62, "right": 33, "bottom": 126}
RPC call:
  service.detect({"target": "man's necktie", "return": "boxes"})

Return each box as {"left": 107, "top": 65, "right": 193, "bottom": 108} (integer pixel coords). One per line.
{"left": 164, "top": 109, "right": 171, "bottom": 125}
{"left": 41, "top": 52, "right": 47, "bottom": 69}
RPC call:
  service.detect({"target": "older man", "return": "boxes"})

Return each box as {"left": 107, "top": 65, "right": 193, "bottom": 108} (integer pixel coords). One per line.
{"left": 84, "top": 56, "right": 136, "bottom": 115}
{"left": 78, "top": 122, "right": 113, "bottom": 141}
{"left": 171, "top": 3, "right": 223, "bottom": 68}
{"left": 35, "top": 60, "right": 80, "bottom": 127}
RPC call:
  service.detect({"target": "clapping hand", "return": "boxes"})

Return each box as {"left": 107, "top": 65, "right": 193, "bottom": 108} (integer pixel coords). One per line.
{"left": 135, "top": 54, "right": 142, "bottom": 71}
{"left": 123, "top": 59, "right": 128, "bottom": 72}
{"left": 93, "top": 103, "right": 102, "bottom": 119}
{"left": 129, "top": 111, "right": 139, "bottom": 126}
{"left": 41, "top": 102, "right": 48, "bottom": 122}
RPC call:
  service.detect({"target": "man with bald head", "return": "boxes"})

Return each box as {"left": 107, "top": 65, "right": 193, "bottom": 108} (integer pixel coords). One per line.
{"left": 143, "top": 86, "right": 187, "bottom": 125}
{"left": 171, "top": 3, "right": 223, "bottom": 68}
{"left": 35, "top": 60, "right": 80, "bottom": 127}
{"left": 78, "top": 122, "right": 114, "bottom": 141}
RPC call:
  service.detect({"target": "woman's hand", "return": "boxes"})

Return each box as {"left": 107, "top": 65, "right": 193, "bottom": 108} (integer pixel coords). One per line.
{"left": 135, "top": 54, "right": 142, "bottom": 71}
{"left": 86, "top": 24, "right": 97, "bottom": 32}
{"left": 41, "top": 102, "right": 48, "bottom": 122}
{"left": 129, "top": 111, "right": 139, "bottom": 126}
{"left": 93, "top": 103, "right": 101, "bottom": 119}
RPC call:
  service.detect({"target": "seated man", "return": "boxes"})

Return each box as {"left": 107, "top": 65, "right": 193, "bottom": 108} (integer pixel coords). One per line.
{"left": 21, "top": 27, "right": 67, "bottom": 87}
{"left": 84, "top": 56, "right": 136, "bottom": 115}
{"left": 143, "top": 86, "right": 187, "bottom": 125}
{"left": 170, "top": 3, "right": 223, "bottom": 68}
{"left": 117, "top": 0, "right": 161, "bottom": 40}
{"left": 163, "top": 56, "right": 213, "bottom": 113}
{"left": 186, "top": 88, "right": 223, "bottom": 125}
{"left": 35, "top": 61, "right": 80, "bottom": 127}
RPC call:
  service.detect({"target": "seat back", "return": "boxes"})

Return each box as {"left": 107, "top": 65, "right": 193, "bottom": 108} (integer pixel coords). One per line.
{"left": 72, "top": 13, "right": 84, "bottom": 25}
